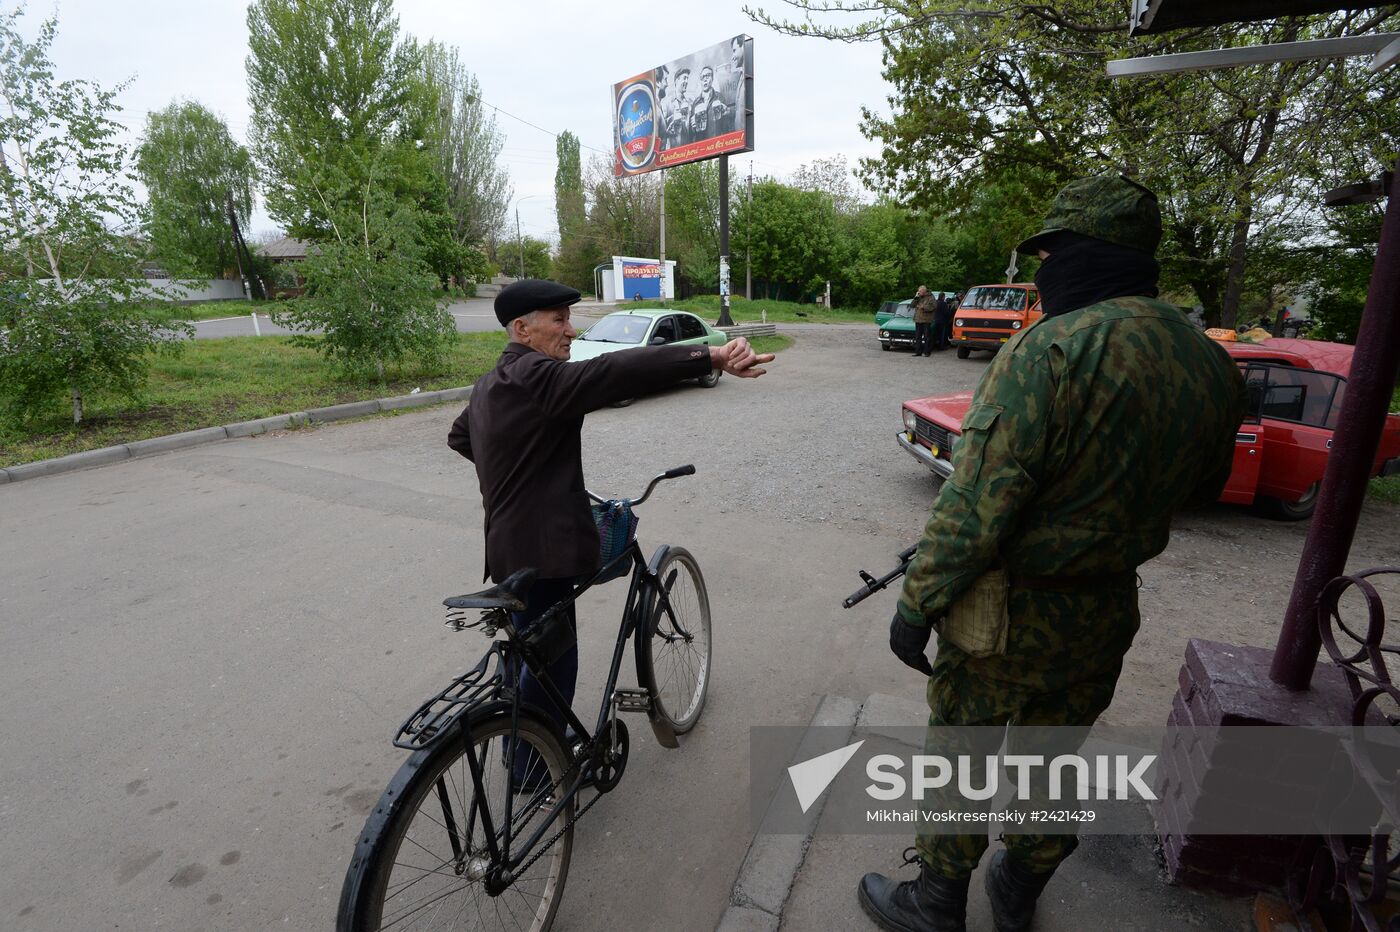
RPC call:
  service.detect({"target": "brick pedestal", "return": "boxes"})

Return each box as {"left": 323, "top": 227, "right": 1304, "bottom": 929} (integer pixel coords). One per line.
{"left": 1156, "top": 638, "right": 1356, "bottom": 895}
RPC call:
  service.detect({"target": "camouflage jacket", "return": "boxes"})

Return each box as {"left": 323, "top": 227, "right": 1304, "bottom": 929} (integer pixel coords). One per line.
{"left": 897, "top": 296, "right": 1245, "bottom": 626}
{"left": 912, "top": 294, "right": 936, "bottom": 324}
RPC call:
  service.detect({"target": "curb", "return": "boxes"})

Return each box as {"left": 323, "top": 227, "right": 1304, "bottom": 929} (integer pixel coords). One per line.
{"left": 0, "top": 385, "right": 474, "bottom": 486}
{"left": 717, "top": 694, "right": 863, "bottom": 932}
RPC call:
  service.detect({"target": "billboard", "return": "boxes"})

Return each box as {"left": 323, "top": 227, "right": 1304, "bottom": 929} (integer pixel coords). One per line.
{"left": 613, "top": 35, "right": 753, "bottom": 177}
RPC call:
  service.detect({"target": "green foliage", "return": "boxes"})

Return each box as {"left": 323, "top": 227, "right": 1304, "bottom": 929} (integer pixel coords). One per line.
{"left": 135, "top": 100, "right": 254, "bottom": 278}
{"left": 270, "top": 183, "right": 453, "bottom": 382}
{"left": 733, "top": 179, "right": 837, "bottom": 300}
{"left": 748, "top": 3, "right": 1400, "bottom": 328}
{"left": 246, "top": 0, "right": 429, "bottom": 239}
{"left": 496, "top": 236, "right": 554, "bottom": 281}
{"left": 665, "top": 162, "right": 721, "bottom": 292}
{"left": 0, "top": 7, "right": 192, "bottom": 424}
{"left": 420, "top": 42, "right": 511, "bottom": 278}
{"left": 0, "top": 332, "right": 508, "bottom": 467}
{"left": 555, "top": 131, "right": 584, "bottom": 240}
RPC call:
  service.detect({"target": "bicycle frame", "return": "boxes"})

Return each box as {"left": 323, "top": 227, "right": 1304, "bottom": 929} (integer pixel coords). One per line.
{"left": 442, "top": 532, "right": 695, "bottom": 879}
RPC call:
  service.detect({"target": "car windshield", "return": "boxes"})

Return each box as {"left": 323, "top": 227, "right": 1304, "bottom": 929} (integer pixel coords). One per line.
{"left": 961, "top": 287, "right": 1026, "bottom": 311}
{"left": 894, "top": 301, "right": 914, "bottom": 318}
{"left": 580, "top": 314, "right": 650, "bottom": 344}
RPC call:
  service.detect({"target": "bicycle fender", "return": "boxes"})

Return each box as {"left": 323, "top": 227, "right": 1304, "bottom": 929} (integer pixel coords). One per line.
{"left": 635, "top": 544, "right": 681, "bottom": 750}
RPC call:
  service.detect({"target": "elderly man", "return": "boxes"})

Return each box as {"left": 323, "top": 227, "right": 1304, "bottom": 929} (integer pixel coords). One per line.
{"left": 448, "top": 279, "right": 772, "bottom": 758}
{"left": 857, "top": 175, "right": 1244, "bottom": 932}
{"left": 911, "top": 285, "right": 935, "bottom": 357}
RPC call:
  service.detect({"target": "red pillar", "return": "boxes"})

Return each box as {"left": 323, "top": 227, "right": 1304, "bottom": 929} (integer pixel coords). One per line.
{"left": 1270, "top": 162, "right": 1400, "bottom": 690}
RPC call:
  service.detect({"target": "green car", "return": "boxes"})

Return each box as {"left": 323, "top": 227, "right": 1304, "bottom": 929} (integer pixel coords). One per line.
{"left": 875, "top": 299, "right": 915, "bottom": 351}
{"left": 875, "top": 293, "right": 956, "bottom": 351}
{"left": 570, "top": 308, "right": 727, "bottom": 388}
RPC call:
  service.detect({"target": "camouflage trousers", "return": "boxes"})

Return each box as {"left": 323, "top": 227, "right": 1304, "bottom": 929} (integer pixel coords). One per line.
{"left": 915, "top": 584, "right": 1140, "bottom": 879}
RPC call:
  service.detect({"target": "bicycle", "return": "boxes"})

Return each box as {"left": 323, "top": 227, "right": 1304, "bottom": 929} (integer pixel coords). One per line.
{"left": 336, "top": 465, "right": 713, "bottom": 931}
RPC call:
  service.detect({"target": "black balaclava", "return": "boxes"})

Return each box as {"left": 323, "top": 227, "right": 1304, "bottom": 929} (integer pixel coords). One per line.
{"left": 1033, "top": 231, "right": 1160, "bottom": 318}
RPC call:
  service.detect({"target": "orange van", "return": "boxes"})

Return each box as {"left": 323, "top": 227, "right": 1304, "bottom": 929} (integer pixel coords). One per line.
{"left": 949, "top": 284, "right": 1042, "bottom": 359}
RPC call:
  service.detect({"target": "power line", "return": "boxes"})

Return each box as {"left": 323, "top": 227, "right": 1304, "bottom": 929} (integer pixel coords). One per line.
{"left": 466, "top": 94, "right": 611, "bottom": 157}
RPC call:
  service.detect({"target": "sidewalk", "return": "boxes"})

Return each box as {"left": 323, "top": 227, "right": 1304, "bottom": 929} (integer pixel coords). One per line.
{"left": 723, "top": 692, "right": 1257, "bottom": 932}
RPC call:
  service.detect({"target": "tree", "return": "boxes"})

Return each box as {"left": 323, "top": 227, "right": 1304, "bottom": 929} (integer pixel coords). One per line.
{"left": 136, "top": 100, "right": 255, "bottom": 278}
{"left": 748, "top": 3, "right": 1400, "bottom": 327}
{"left": 732, "top": 179, "right": 837, "bottom": 300}
{"left": 270, "top": 177, "right": 453, "bottom": 383}
{"left": 246, "top": 0, "right": 428, "bottom": 240}
{"left": 664, "top": 162, "right": 721, "bottom": 293}
{"left": 420, "top": 42, "right": 511, "bottom": 281}
{"left": 791, "top": 155, "right": 862, "bottom": 214}
{"left": 555, "top": 131, "right": 585, "bottom": 241}
{"left": 496, "top": 236, "right": 554, "bottom": 281}
{"left": 0, "top": 7, "right": 190, "bottom": 424}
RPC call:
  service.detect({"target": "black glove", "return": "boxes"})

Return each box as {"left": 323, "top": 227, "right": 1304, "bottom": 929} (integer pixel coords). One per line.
{"left": 889, "top": 614, "right": 933, "bottom": 676}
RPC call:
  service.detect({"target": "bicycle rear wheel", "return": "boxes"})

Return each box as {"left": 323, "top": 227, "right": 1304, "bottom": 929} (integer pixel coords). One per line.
{"left": 338, "top": 711, "right": 573, "bottom": 931}
{"left": 637, "top": 546, "right": 712, "bottom": 734}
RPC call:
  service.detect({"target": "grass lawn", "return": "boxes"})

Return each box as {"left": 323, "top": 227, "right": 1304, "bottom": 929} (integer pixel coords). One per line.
{"left": 626, "top": 294, "right": 872, "bottom": 324}
{"left": 0, "top": 332, "right": 794, "bottom": 469}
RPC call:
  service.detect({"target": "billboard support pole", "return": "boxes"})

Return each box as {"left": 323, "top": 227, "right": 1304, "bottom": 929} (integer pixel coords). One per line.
{"left": 659, "top": 169, "right": 667, "bottom": 301}
{"left": 717, "top": 155, "right": 734, "bottom": 327}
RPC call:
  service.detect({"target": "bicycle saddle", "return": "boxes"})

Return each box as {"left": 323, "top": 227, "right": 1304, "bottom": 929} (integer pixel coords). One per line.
{"left": 443, "top": 568, "right": 538, "bottom": 612}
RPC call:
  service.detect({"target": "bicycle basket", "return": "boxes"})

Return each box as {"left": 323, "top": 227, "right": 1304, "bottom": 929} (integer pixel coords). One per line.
{"left": 591, "top": 499, "right": 638, "bottom": 583}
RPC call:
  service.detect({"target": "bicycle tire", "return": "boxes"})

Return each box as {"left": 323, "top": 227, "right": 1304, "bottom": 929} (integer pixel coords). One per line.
{"left": 635, "top": 546, "right": 712, "bottom": 734}
{"left": 338, "top": 711, "right": 574, "bottom": 932}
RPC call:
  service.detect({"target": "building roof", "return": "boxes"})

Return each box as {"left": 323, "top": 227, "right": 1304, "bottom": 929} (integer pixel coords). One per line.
{"left": 257, "top": 236, "right": 312, "bottom": 260}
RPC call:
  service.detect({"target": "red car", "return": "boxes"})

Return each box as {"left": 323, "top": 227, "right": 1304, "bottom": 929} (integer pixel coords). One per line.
{"left": 897, "top": 337, "right": 1400, "bottom": 520}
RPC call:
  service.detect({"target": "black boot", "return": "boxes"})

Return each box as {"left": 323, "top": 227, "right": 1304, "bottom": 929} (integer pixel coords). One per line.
{"left": 985, "top": 849, "right": 1054, "bottom": 932}
{"left": 857, "top": 848, "right": 968, "bottom": 932}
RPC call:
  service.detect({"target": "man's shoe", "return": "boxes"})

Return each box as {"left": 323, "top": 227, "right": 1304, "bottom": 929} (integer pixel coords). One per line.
{"left": 985, "top": 849, "right": 1054, "bottom": 932}
{"left": 857, "top": 849, "right": 968, "bottom": 932}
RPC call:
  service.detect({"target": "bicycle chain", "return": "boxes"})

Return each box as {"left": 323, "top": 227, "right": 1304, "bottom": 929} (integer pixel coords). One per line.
{"left": 513, "top": 782, "right": 603, "bottom": 878}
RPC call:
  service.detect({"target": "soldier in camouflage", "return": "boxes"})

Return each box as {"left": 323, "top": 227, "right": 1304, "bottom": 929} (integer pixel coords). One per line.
{"left": 858, "top": 174, "right": 1245, "bottom": 932}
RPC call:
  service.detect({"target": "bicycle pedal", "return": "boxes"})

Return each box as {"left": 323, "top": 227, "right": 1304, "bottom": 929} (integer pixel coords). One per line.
{"left": 612, "top": 688, "right": 652, "bottom": 714}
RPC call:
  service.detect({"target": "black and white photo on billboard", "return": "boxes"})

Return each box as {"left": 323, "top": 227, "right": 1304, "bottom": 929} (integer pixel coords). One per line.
{"left": 654, "top": 36, "right": 748, "bottom": 153}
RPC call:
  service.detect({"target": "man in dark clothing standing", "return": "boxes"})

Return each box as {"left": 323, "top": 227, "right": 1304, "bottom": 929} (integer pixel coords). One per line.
{"left": 857, "top": 176, "right": 1244, "bottom": 932}
{"left": 932, "top": 292, "right": 954, "bottom": 350}
{"left": 447, "top": 279, "right": 773, "bottom": 751}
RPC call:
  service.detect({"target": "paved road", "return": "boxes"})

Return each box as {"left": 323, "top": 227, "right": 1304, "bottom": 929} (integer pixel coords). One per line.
{"left": 4, "top": 327, "right": 1398, "bottom": 930}
{"left": 189, "top": 298, "right": 611, "bottom": 339}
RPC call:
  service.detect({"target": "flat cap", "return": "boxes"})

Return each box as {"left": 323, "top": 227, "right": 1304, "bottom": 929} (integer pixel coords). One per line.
{"left": 494, "top": 279, "right": 582, "bottom": 327}
{"left": 1016, "top": 173, "right": 1161, "bottom": 256}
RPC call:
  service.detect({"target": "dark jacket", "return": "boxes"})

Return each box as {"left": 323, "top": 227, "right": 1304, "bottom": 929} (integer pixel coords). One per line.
{"left": 448, "top": 341, "right": 712, "bottom": 582}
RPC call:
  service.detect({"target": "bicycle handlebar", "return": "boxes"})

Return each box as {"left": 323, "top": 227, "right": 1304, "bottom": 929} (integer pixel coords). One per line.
{"left": 586, "top": 464, "right": 696, "bottom": 506}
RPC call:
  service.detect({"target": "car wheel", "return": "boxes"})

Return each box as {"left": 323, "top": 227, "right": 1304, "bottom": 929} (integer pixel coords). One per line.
{"left": 697, "top": 368, "right": 721, "bottom": 388}
{"left": 881, "top": 342, "right": 891, "bottom": 351}
{"left": 1254, "top": 482, "right": 1319, "bottom": 521}
{"left": 610, "top": 397, "right": 635, "bottom": 408}
{"left": 955, "top": 346, "right": 971, "bottom": 359}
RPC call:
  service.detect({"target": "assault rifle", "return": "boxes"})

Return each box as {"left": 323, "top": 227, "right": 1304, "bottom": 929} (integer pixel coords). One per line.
{"left": 842, "top": 544, "right": 918, "bottom": 609}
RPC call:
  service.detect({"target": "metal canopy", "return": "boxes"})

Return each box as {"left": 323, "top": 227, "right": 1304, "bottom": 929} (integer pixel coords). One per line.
{"left": 1130, "top": 0, "right": 1387, "bottom": 34}
{"left": 1107, "top": 32, "right": 1400, "bottom": 77}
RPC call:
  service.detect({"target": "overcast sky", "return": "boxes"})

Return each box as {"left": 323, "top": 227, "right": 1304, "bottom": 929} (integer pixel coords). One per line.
{"left": 39, "top": 0, "right": 891, "bottom": 246}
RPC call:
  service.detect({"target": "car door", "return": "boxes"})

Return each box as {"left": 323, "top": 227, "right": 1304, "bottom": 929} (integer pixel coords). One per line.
{"left": 649, "top": 315, "right": 679, "bottom": 345}
{"left": 1219, "top": 365, "right": 1265, "bottom": 504}
{"left": 675, "top": 313, "right": 710, "bottom": 345}
{"left": 1254, "top": 364, "right": 1340, "bottom": 502}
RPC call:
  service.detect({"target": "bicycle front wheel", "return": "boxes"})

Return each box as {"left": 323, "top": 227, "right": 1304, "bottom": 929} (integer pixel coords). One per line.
{"left": 338, "top": 711, "right": 574, "bottom": 932}
{"left": 637, "top": 546, "right": 712, "bottom": 734}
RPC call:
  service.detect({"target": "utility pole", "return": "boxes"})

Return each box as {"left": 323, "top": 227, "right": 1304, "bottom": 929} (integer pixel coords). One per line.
{"left": 717, "top": 155, "right": 733, "bottom": 326}
{"left": 515, "top": 206, "right": 525, "bottom": 279}
{"left": 745, "top": 160, "right": 753, "bottom": 301}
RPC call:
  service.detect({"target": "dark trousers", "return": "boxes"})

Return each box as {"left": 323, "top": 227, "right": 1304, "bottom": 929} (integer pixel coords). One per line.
{"left": 933, "top": 312, "right": 952, "bottom": 349}
{"left": 913, "top": 321, "right": 932, "bottom": 355}
{"left": 506, "top": 576, "right": 579, "bottom": 781}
